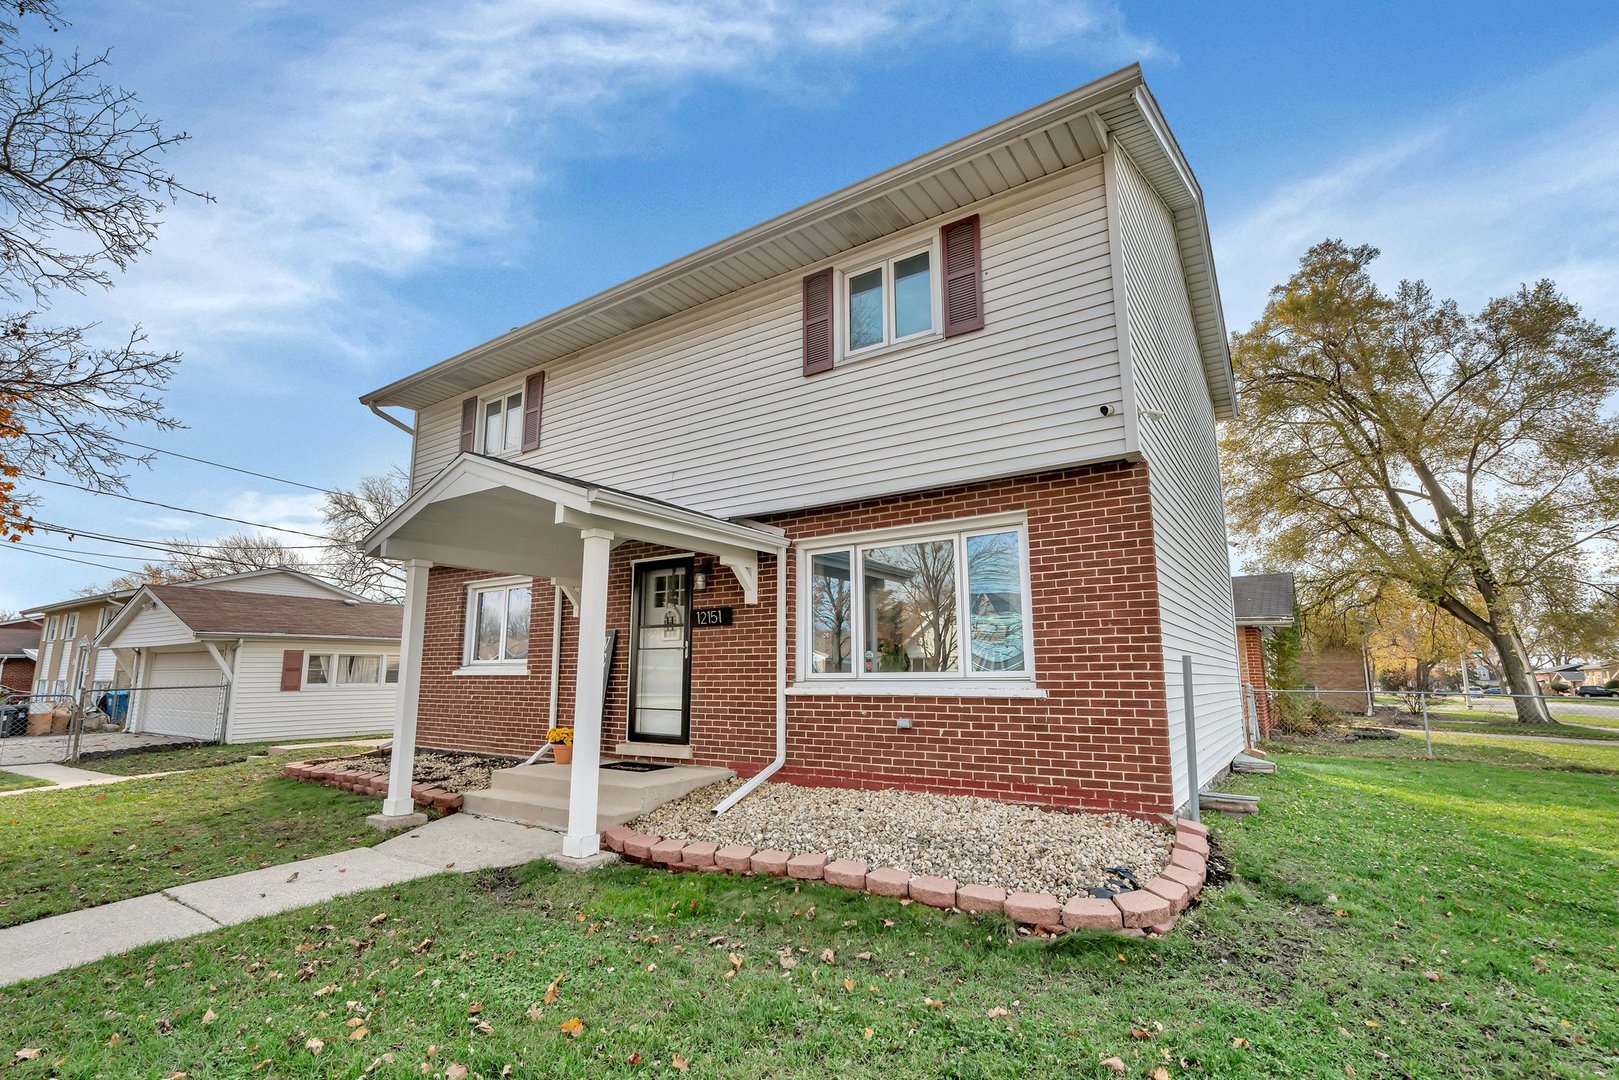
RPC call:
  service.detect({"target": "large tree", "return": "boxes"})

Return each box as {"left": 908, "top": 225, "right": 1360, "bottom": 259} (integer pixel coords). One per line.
{"left": 321, "top": 468, "right": 407, "bottom": 601}
{"left": 0, "top": 2, "right": 207, "bottom": 540}
{"left": 1223, "top": 241, "right": 1619, "bottom": 724}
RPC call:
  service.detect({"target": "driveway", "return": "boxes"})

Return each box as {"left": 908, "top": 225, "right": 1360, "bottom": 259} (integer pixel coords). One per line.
{"left": 0, "top": 732, "right": 195, "bottom": 768}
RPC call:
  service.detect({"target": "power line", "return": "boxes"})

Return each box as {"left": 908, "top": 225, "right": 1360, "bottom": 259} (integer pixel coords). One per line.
{"left": 9, "top": 541, "right": 153, "bottom": 564}
{"left": 21, "top": 476, "right": 338, "bottom": 542}
{"left": 0, "top": 544, "right": 137, "bottom": 574}
{"left": 32, "top": 521, "right": 337, "bottom": 554}
{"left": 104, "top": 434, "right": 335, "bottom": 495}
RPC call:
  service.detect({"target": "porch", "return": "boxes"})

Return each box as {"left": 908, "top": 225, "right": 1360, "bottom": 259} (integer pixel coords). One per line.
{"left": 363, "top": 453, "right": 787, "bottom": 859}
{"left": 462, "top": 760, "right": 734, "bottom": 831}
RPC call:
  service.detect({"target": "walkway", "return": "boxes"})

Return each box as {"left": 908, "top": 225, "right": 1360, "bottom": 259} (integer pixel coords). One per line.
{"left": 0, "top": 814, "right": 564, "bottom": 986}
{"left": 1419, "top": 727, "right": 1619, "bottom": 748}
{"left": 0, "top": 763, "right": 146, "bottom": 796}
{"left": 0, "top": 731, "right": 193, "bottom": 768}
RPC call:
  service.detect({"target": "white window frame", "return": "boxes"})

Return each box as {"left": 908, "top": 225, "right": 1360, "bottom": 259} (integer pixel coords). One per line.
{"left": 793, "top": 512, "right": 1039, "bottom": 697}
{"left": 477, "top": 384, "right": 525, "bottom": 458}
{"left": 383, "top": 654, "right": 400, "bottom": 685}
{"left": 303, "top": 651, "right": 394, "bottom": 690}
{"left": 63, "top": 612, "right": 79, "bottom": 640}
{"left": 838, "top": 234, "right": 943, "bottom": 364}
{"left": 457, "top": 576, "right": 533, "bottom": 675}
{"left": 45, "top": 615, "right": 59, "bottom": 640}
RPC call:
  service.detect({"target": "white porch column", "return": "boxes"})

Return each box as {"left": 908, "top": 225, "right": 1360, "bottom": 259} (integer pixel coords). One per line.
{"left": 381, "top": 560, "right": 433, "bottom": 818}
{"left": 562, "top": 528, "right": 613, "bottom": 857}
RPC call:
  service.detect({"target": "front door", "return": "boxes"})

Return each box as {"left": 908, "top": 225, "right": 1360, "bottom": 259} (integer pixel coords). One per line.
{"left": 629, "top": 558, "right": 692, "bottom": 743}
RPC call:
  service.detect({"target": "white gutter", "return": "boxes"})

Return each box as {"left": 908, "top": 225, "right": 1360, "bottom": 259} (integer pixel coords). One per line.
{"left": 369, "top": 403, "right": 414, "bottom": 436}
{"left": 519, "top": 582, "right": 566, "bottom": 767}
{"left": 713, "top": 546, "right": 788, "bottom": 814}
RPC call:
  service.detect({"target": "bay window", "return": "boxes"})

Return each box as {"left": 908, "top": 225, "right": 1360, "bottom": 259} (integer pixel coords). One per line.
{"left": 802, "top": 516, "right": 1032, "bottom": 683}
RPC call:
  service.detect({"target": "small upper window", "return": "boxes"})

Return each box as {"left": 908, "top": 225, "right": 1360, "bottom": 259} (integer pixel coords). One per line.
{"left": 45, "top": 616, "right": 59, "bottom": 640}
{"left": 481, "top": 389, "right": 524, "bottom": 456}
{"left": 63, "top": 612, "right": 79, "bottom": 640}
{"left": 843, "top": 246, "right": 936, "bottom": 358}
{"left": 383, "top": 655, "right": 400, "bottom": 685}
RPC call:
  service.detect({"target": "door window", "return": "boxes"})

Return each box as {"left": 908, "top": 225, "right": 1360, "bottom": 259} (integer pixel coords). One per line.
{"left": 630, "top": 562, "right": 690, "bottom": 742}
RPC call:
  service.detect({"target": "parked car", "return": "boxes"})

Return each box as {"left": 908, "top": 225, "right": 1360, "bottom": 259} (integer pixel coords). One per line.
{"left": 1576, "top": 684, "right": 1616, "bottom": 697}
{"left": 1480, "top": 687, "right": 1503, "bottom": 695}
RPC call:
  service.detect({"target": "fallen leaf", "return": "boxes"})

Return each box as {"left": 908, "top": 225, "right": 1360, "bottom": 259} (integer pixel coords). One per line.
{"left": 474, "top": 1022, "right": 494, "bottom": 1035}
{"left": 369, "top": 913, "right": 388, "bottom": 926}
{"left": 855, "top": 952, "right": 872, "bottom": 961}
{"left": 1150, "top": 1069, "right": 1170, "bottom": 1080}
{"left": 924, "top": 997, "right": 944, "bottom": 1010}
{"left": 295, "top": 942, "right": 315, "bottom": 954}
{"left": 1099, "top": 1058, "right": 1126, "bottom": 1076}
{"left": 15, "top": 1049, "right": 42, "bottom": 1061}
{"left": 313, "top": 984, "right": 338, "bottom": 997}
{"left": 446, "top": 1065, "right": 468, "bottom": 1080}
{"left": 987, "top": 1006, "right": 1011, "bottom": 1019}
{"left": 1424, "top": 971, "right": 1443, "bottom": 982}
{"left": 1345, "top": 1068, "right": 1357, "bottom": 1078}
{"left": 201, "top": 1009, "right": 217, "bottom": 1025}
{"left": 285, "top": 871, "right": 299, "bottom": 883}
{"left": 526, "top": 1004, "right": 545, "bottom": 1022}
{"left": 672, "top": 1053, "right": 690, "bottom": 1073}
{"left": 1131, "top": 1027, "right": 1152, "bottom": 1040}
{"left": 862, "top": 1028, "right": 874, "bottom": 1041}
{"left": 1231, "top": 1037, "right": 1250, "bottom": 1048}
{"left": 543, "top": 973, "right": 564, "bottom": 1005}
{"left": 843, "top": 977, "right": 855, "bottom": 992}
{"left": 820, "top": 948, "right": 835, "bottom": 964}
{"left": 349, "top": 1027, "right": 369, "bottom": 1041}
{"left": 305, "top": 1037, "right": 325, "bottom": 1054}
{"left": 467, "top": 1002, "right": 482, "bottom": 1016}
{"left": 560, "top": 1017, "right": 585, "bottom": 1039}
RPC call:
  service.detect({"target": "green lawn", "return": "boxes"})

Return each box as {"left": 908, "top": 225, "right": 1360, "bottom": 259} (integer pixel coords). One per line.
{"left": 1, "top": 747, "right": 1613, "bottom": 1077}
{"left": 1281, "top": 729, "right": 1619, "bottom": 774}
{"left": 82, "top": 739, "right": 382, "bottom": 776}
{"left": 0, "top": 755, "right": 385, "bottom": 929}
{"left": 0, "top": 769, "right": 49, "bottom": 792}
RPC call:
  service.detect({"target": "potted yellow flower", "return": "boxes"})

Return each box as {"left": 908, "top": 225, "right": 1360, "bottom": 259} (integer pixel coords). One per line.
{"left": 548, "top": 725, "right": 575, "bottom": 765}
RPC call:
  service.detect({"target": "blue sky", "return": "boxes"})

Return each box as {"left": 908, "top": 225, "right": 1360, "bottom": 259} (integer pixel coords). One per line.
{"left": 4, "top": 0, "right": 1618, "bottom": 614}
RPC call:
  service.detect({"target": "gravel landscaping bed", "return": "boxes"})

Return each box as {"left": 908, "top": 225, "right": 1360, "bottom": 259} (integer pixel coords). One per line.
{"left": 341, "top": 750, "right": 507, "bottom": 794}
{"left": 632, "top": 779, "right": 1173, "bottom": 897}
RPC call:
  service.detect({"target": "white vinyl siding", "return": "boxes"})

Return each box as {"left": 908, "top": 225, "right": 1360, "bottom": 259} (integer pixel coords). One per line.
{"left": 410, "top": 162, "right": 1127, "bottom": 514}
{"left": 227, "top": 638, "right": 397, "bottom": 744}
{"left": 188, "top": 572, "right": 347, "bottom": 599}
{"left": 113, "top": 602, "right": 193, "bottom": 648}
{"left": 1111, "top": 148, "right": 1243, "bottom": 810}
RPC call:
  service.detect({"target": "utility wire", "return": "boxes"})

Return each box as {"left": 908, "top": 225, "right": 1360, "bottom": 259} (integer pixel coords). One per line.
{"left": 21, "top": 476, "right": 338, "bottom": 542}
{"left": 1, "top": 545, "right": 138, "bottom": 574}
{"left": 9, "top": 541, "right": 154, "bottom": 564}
{"left": 31, "top": 520, "right": 337, "bottom": 553}
{"left": 104, "top": 434, "right": 336, "bottom": 495}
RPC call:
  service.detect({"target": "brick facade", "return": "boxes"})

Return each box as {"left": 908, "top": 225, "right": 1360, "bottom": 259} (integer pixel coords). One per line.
{"left": 1235, "top": 624, "right": 1271, "bottom": 739}
{"left": 414, "top": 460, "right": 1179, "bottom": 816}
{"left": 1300, "top": 644, "right": 1372, "bottom": 713}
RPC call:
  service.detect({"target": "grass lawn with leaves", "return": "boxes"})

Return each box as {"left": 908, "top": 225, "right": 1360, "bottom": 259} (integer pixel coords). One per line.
{"left": 0, "top": 769, "right": 49, "bottom": 792}
{"left": 0, "top": 755, "right": 384, "bottom": 930}
{"left": 83, "top": 739, "right": 383, "bottom": 776}
{"left": 1, "top": 744, "right": 1614, "bottom": 1077}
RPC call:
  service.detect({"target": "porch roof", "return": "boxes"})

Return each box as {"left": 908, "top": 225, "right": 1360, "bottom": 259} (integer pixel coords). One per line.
{"left": 362, "top": 454, "right": 786, "bottom": 598}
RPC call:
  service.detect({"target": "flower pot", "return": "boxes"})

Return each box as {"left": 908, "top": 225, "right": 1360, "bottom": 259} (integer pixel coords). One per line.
{"left": 552, "top": 744, "right": 573, "bottom": 765}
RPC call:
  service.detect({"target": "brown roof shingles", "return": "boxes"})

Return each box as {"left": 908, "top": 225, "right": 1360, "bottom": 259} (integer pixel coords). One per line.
{"left": 147, "top": 585, "right": 403, "bottom": 640}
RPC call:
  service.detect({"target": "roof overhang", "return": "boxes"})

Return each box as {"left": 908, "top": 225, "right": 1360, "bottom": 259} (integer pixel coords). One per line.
{"left": 362, "top": 455, "right": 787, "bottom": 602}
{"left": 1235, "top": 616, "right": 1296, "bottom": 629}
{"left": 97, "top": 587, "right": 189, "bottom": 650}
{"left": 360, "top": 64, "right": 1234, "bottom": 419}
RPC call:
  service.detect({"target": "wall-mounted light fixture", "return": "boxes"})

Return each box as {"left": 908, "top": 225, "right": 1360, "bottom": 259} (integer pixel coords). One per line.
{"left": 693, "top": 560, "right": 714, "bottom": 591}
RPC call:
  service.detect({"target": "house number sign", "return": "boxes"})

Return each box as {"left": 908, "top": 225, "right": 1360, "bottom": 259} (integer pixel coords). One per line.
{"left": 693, "top": 607, "right": 734, "bottom": 627}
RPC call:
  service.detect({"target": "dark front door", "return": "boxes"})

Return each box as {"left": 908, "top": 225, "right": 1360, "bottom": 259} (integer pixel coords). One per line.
{"left": 628, "top": 558, "right": 692, "bottom": 743}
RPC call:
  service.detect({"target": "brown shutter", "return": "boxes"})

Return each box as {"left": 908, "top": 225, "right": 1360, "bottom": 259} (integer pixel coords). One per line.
{"left": 941, "top": 214, "right": 985, "bottom": 337}
{"left": 520, "top": 371, "right": 546, "bottom": 452}
{"left": 280, "top": 650, "right": 304, "bottom": 692}
{"left": 801, "top": 268, "right": 835, "bottom": 375}
{"left": 458, "top": 396, "right": 477, "bottom": 454}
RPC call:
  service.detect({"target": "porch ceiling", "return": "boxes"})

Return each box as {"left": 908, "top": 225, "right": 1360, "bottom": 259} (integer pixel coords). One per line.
{"left": 363, "top": 454, "right": 785, "bottom": 596}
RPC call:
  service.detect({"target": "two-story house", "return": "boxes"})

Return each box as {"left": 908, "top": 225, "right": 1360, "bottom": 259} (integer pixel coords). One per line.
{"left": 360, "top": 65, "right": 1244, "bottom": 858}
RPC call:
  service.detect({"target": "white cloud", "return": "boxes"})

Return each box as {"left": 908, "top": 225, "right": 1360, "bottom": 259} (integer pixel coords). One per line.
{"left": 1214, "top": 44, "right": 1619, "bottom": 332}
{"left": 72, "top": 1, "right": 1159, "bottom": 378}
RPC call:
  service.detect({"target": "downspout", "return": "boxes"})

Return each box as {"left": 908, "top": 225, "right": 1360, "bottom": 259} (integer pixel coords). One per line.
{"left": 368, "top": 403, "right": 414, "bottom": 436}
{"left": 713, "top": 545, "right": 788, "bottom": 815}
{"left": 519, "top": 583, "right": 566, "bottom": 766}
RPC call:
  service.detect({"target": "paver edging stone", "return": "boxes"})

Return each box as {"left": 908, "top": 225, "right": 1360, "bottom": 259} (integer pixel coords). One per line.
{"left": 604, "top": 815, "right": 1212, "bottom": 937}
{"left": 281, "top": 753, "right": 463, "bottom": 815}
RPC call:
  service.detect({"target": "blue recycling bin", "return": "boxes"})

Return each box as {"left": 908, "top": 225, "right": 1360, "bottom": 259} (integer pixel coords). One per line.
{"left": 102, "top": 689, "right": 130, "bottom": 724}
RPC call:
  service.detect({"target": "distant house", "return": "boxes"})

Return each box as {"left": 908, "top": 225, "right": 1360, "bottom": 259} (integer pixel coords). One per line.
{"left": 1231, "top": 573, "right": 1296, "bottom": 738}
{"left": 0, "top": 617, "right": 41, "bottom": 696}
{"left": 95, "top": 576, "right": 403, "bottom": 744}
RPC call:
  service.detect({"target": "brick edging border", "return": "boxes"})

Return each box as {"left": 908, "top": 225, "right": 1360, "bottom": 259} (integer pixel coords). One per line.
{"left": 280, "top": 757, "right": 464, "bottom": 814}
{"left": 601, "top": 816, "right": 1212, "bottom": 936}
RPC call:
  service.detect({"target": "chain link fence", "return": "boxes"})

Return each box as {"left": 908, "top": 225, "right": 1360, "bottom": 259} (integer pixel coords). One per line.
{"left": 0, "top": 683, "right": 223, "bottom": 767}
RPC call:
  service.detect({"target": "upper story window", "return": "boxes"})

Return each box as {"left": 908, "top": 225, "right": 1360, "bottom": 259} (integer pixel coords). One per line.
{"left": 44, "top": 615, "right": 59, "bottom": 640}
{"left": 63, "top": 612, "right": 79, "bottom": 641}
{"left": 481, "top": 388, "right": 524, "bottom": 455}
{"left": 800, "top": 514, "right": 1032, "bottom": 683}
{"left": 464, "top": 577, "right": 531, "bottom": 669}
{"left": 843, "top": 245, "right": 938, "bottom": 358}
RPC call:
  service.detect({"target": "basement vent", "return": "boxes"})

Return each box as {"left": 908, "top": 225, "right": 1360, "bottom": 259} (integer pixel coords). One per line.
{"left": 602, "top": 761, "right": 674, "bottom": 773}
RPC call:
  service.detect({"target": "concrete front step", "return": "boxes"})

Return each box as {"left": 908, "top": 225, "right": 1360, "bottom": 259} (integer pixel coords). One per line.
{"left": 464, "top": 761, "right": 734, "bottom": 830}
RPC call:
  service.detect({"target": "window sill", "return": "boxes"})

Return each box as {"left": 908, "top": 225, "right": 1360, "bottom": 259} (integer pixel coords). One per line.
{"left": 838, "top": 331, "right": 942, "bottom": 370}
{"left": 451, "top": 663, "right": 529, "bottom": 677}
{"left": 786, "top": 680, "right": 1045, "bottom": 699}
{"left": 614, "top": 741, "right": 693, "bottom": 760}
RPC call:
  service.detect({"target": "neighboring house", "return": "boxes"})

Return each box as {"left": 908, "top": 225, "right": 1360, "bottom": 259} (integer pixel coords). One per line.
{"left": 25, "top": 570, "right": 376, "bottom": 720}
{"left": 1300, "top": 643, "right": 1375, "bottom": 714}
{"left": 359, "top": 64, "right": 1245, "bottom": 856}
{"left": 1579, "top": 660, "right": 1615, "bottom": 687}
{"left": 27, "top": 590, "right": 137, "bottom": 711}
{"left": 96, "top": 579, "right": 403, "bottom": 744}
{"left": 1231, "top": 573, "right": 1296, "bottom": 739}
{"left": 0, "top": 617, "right": 42, "bottom": 696}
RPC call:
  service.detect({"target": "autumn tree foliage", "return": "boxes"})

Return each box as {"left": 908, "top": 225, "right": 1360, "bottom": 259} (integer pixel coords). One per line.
{"left": 0, "top": 2, "right": 207, "bottom": 540}
{"left": 1224, "top": 241, "right": 1619, "bottom": 724}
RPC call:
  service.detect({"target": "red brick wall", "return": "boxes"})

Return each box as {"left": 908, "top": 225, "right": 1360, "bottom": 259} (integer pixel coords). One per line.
{"left": 0, "top": 656, "right": 34, "bottom": 696}
{"left": 1236, "top": 625, "right": 1271, "bottom": 738}
{"left": 414, "top": 460, "right": 1177, "bottom": 815}
{"left": 1301, "top": 644, "right": 1372, "bottom": 712}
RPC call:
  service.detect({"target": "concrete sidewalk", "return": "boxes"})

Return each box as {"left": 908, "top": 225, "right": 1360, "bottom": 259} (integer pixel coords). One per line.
{"left": 0, "top": 814, "right": 563, "bottom": 985}
{"left": 0, "top": 763, "right": 137, "bottom": 796}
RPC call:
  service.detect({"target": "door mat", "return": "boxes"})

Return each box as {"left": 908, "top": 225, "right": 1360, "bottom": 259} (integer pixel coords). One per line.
{"left": 603, "top": 761, "right": 674, "bottom": 773}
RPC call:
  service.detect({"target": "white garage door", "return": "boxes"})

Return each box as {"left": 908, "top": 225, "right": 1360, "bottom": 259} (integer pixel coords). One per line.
{"left": 139, "top": 651, "right": 225, "bottom": 741}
